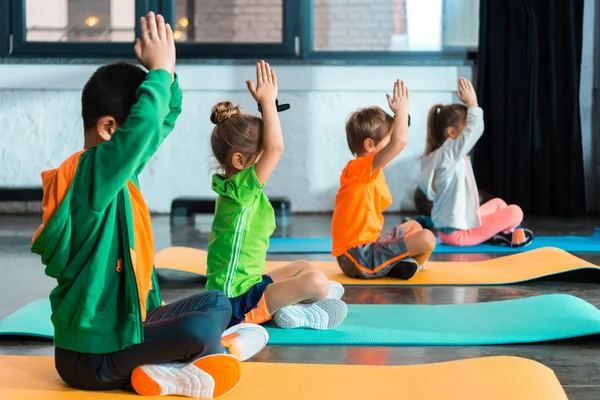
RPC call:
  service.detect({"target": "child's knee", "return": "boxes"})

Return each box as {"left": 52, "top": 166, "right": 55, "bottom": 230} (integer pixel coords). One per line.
{"left": 421, "top": 229, "right": 436, "bottom": 250}
{"left": 204, "top": 290, "right": 232, "bottom": 312}
{"left": 507, "top": 204, "right": 524, "bottom": 223}
{"left": 296, "top": 259, "right": 316, "bottom": 272}
{"left": 402, "top": 220, "right": 422, "bottom": 232}
{"left": 301, "top": 270, "right": 329, "bottom": 298}
{"left": 178, "top": 313, "right": 222, "bottom": 347}
{"left": 489, "top": 197, "right": 508, "bottom": 208}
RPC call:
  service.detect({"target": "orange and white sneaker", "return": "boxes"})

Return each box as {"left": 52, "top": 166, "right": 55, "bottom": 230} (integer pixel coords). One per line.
{"left": 222, "top": 323, "right": 269, "bottom": 361}
{"left": 131, "top": 354, "right": 241, "bottom": 398}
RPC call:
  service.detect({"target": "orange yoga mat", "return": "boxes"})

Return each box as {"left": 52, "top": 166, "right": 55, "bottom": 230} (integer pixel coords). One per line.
{"left": 154, "top": 246, "right": 599, "bottom": 285}
{"left": 0, "top": 356, "right": 566, "bottom": 400}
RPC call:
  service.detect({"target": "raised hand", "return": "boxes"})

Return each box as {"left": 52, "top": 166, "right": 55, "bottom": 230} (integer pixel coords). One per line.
{"left": 386, "top": 79, "right": 410, "bottom": 116}
{"left": 246, "top": 60, "right": 278, "bottom": 107}
{"left": 133, "top": 12, "right": 176, "bottom": 77}
{"left": 456, "top": 77, "right": 478, "bottom": 108}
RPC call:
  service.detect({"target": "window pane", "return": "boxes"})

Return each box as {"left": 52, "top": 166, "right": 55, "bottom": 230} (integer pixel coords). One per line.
{"left": 174, "top": 0, "right": 283, "bottom": 43}
{"left": 25, "top": 0, "right": 135, "bottom": 42}
{"left": 313, "top": 0, "right": 479, "bottom": 52}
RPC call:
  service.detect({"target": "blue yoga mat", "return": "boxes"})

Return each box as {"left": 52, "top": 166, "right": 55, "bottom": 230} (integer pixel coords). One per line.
{"left": 268, "top": 228, "right": 600, "bottom": 254}
{"left": 2, "top": 295, "right": 600, "bottom": 346}
{"left": 265, "top": 294, "right": 600, "bottom": 345}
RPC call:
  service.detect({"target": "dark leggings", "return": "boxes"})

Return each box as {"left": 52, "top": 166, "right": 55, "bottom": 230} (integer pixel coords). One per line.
{"left": 55, "top": 290, "right": 232, "bottom": 391}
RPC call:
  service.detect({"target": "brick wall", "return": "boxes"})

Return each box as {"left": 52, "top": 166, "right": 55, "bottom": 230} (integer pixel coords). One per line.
{"left": 176, "top": 0, "right": 404, "bottom": 49}
{"left": 314, "top": 0, "right": 405, "bottom": 51}
{"left": 176, "top": 0, "right": 283, "bottom": 43}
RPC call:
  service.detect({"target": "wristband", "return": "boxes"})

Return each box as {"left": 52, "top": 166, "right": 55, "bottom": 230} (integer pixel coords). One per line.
{"left": 258, "top": 99, "right": 290, "bottom": 113}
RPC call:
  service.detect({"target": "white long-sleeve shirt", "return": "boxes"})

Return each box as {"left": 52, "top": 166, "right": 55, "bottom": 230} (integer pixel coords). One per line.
{"left": 419, "top": 107, "right": 485, "bottom": 231}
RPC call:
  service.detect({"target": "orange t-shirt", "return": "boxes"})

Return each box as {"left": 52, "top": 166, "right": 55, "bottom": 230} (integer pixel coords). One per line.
{"left": 331, "top": 153, "right": 392, "bottom": 256}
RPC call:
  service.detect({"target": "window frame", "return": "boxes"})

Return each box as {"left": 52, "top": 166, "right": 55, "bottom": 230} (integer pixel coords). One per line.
{"left": 9, "top": 0, "right": 153, "bottom": 57}
{"left": 159, "top": 0, "right": 298, "bottom": 59}
{"left": 0, "top": 0, "right": 9, "bottom": 57}
{"left": 299, "top": 0, "right": 473, "bottom": 64}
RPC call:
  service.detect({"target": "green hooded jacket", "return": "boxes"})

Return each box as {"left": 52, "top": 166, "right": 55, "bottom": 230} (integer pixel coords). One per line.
{"left": 31, "top": 69, "right": 181, "bottom": 354}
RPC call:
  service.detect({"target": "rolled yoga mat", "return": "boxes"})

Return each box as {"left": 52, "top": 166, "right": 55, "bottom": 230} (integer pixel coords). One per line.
{"left": 154, "top": 246, "right": 600, "bottom": 286}
{"left": 267, "top": 228, "right": 600, "bottom": 254}
{"left": 0, "top": 355, "right": 567, "bottom": 400}
{"left": 3, "top": 294, "right": 600, "bottom": 347}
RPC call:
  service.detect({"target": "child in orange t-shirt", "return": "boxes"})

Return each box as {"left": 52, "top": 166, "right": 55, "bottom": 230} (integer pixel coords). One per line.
{"left": 331, "top": 80, "right": 436, "bottom": 280}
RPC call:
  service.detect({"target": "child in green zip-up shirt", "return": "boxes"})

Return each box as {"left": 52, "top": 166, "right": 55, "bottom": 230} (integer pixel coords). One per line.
{"left": 206, "top": 61, "right": 348, "bottom": 330}
{"left": 31, "top": 12, "right": 266, "bottom": 399}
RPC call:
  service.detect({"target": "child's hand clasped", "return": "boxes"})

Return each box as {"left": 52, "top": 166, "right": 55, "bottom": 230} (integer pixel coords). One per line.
{"left": 386, "top": 79, "right": 410, "bottom": 116}
{"left": 246, "top": 61, "right": 278, "bottom": 107}
{"left": 134, "top": 12, "right": 176, "bottom": 78}
{"left": 456, "top": 77, "right": 478, "bottom": 108}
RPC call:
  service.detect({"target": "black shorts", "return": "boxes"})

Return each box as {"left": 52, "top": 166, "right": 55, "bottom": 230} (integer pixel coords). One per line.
{"left": 228, "top": 275, "right": 274, "bottom": 327}
{"left": 337, "top": 226, "right": 415, "bottom": 280}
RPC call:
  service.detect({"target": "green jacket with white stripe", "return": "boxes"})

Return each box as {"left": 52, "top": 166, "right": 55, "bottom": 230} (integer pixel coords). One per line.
{"left": 206, "top": 165, "right": 276, "bottom": 298}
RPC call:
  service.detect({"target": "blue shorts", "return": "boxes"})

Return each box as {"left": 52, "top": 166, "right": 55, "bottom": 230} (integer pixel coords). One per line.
{"left": 227, "top": 275, "right": 273, "bottom": 327}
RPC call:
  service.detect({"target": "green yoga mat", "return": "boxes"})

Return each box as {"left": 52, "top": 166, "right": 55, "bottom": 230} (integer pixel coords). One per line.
{"left": 2, "top": 295, "right": 600, "bottom": 346}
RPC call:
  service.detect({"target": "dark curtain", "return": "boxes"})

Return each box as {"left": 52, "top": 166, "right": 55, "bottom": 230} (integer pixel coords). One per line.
{"left": 473, "top": 0, "right": 586, "bottom": 216}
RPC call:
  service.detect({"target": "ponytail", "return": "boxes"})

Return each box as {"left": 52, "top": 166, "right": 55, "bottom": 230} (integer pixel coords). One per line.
{"left": 424, "top": 103, "right": 468, "bottom": 155}
{"left": 425, "top": 104, "right": 445, "bottom": 156}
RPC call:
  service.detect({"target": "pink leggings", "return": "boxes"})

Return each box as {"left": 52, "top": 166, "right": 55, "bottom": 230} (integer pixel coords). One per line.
{"left": 438, "top": 198, "right": 523, "bottom": 247}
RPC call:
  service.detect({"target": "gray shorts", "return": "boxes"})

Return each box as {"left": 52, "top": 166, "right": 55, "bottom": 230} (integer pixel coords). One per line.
{"left": 337, "top": 226, "right": 414, "bottom": 280}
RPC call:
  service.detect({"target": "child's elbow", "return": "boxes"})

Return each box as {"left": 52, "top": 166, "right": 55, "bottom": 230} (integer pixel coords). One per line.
{"left": 391, "top": 138, "right": 408, "bottom": 152}
{"left": 267, "top": 143, "right": 284, "bottom": 154}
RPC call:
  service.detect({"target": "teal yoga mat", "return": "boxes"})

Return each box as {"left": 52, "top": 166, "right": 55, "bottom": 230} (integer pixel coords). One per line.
{"left": 267, "top": 228, "right": 600, "bottom": 254}
{"left": 2, "top": 295, "right": 600, "bottom": 346}
{"left": 265, "top": 294, "right": 600, "bottom": 345}
{"left": 0, "top": 299, "right": 53, "bottom": 339}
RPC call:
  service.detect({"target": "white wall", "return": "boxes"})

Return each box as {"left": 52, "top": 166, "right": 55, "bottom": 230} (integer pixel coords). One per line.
{"left": 0, "top": 64, "right": 465, "bottom": 213}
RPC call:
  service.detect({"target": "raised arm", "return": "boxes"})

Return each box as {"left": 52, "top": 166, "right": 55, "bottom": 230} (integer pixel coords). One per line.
{"left": 162, "top": 75, "right": 183, "bottom": 133}
{"left": 133, "top": 73, "right": 183, "bottom": 176}
{"left": 443, "top": 77, "right": 484, "bottom": 161}
{"left": 372, "top": 79, "right": 410, "bottom": 171}
{"left": 247, "top": 61, "right": 283, "bottom": 185}
{"left": 87, "top": 12, "right": 177, "bottom": 210}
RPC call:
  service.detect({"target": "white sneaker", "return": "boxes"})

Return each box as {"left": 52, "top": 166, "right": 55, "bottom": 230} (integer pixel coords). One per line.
{"left": 273, "top": 298, "right": 348, "bottom": 330}
{"left": 131, "top": 354, "right": 241, "bottom": 398}
{"left": 328, "top": 281, "right": 345, "bottom": 300}
{"left": 222, "top": 323, "right": 269, "bottom": 361}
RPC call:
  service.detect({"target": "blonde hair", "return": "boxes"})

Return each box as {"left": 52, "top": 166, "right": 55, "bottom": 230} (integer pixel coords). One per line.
{"left": 210, "top": 101, "right": 263, "bottom": 175}
{"left": 345, "top": 106, "right": 394, "bottom": 156}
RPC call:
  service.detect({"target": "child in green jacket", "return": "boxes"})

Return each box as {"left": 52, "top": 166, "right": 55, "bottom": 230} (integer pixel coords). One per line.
{"left": 32, "top": 12, "right": 266, "bottom": 399}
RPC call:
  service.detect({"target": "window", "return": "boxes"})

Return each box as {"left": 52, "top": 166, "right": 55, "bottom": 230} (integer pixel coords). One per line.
{"left": 10, "top": 0, "right": 144, "bottom": 56}
{"left": 24, "top": 0, "right": 135, "bottom": 42}
{"left": 169, "top": 0, "right": 297, "bottom": 58}
{"left": 3, "top": 0, "right": 478, "bottom": 62}
{"left": 173, "top": 0, "right": 283, "bottom": 44}
{"left": 305, "top": 0, "right": 478, "bottom": 60}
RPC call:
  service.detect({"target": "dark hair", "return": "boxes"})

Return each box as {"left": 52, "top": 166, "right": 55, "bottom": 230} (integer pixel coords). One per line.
{"left": 425, "top": 103, "right": 468, "bottom": 155}
{"left": 81, "top": 62, "right": 147, "bottom": 131}
{"left": 210, "top": 101, "right": 263, "bottom": 176}
{"left": 345, "top": 106, "right": 394, "bottom": 156}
